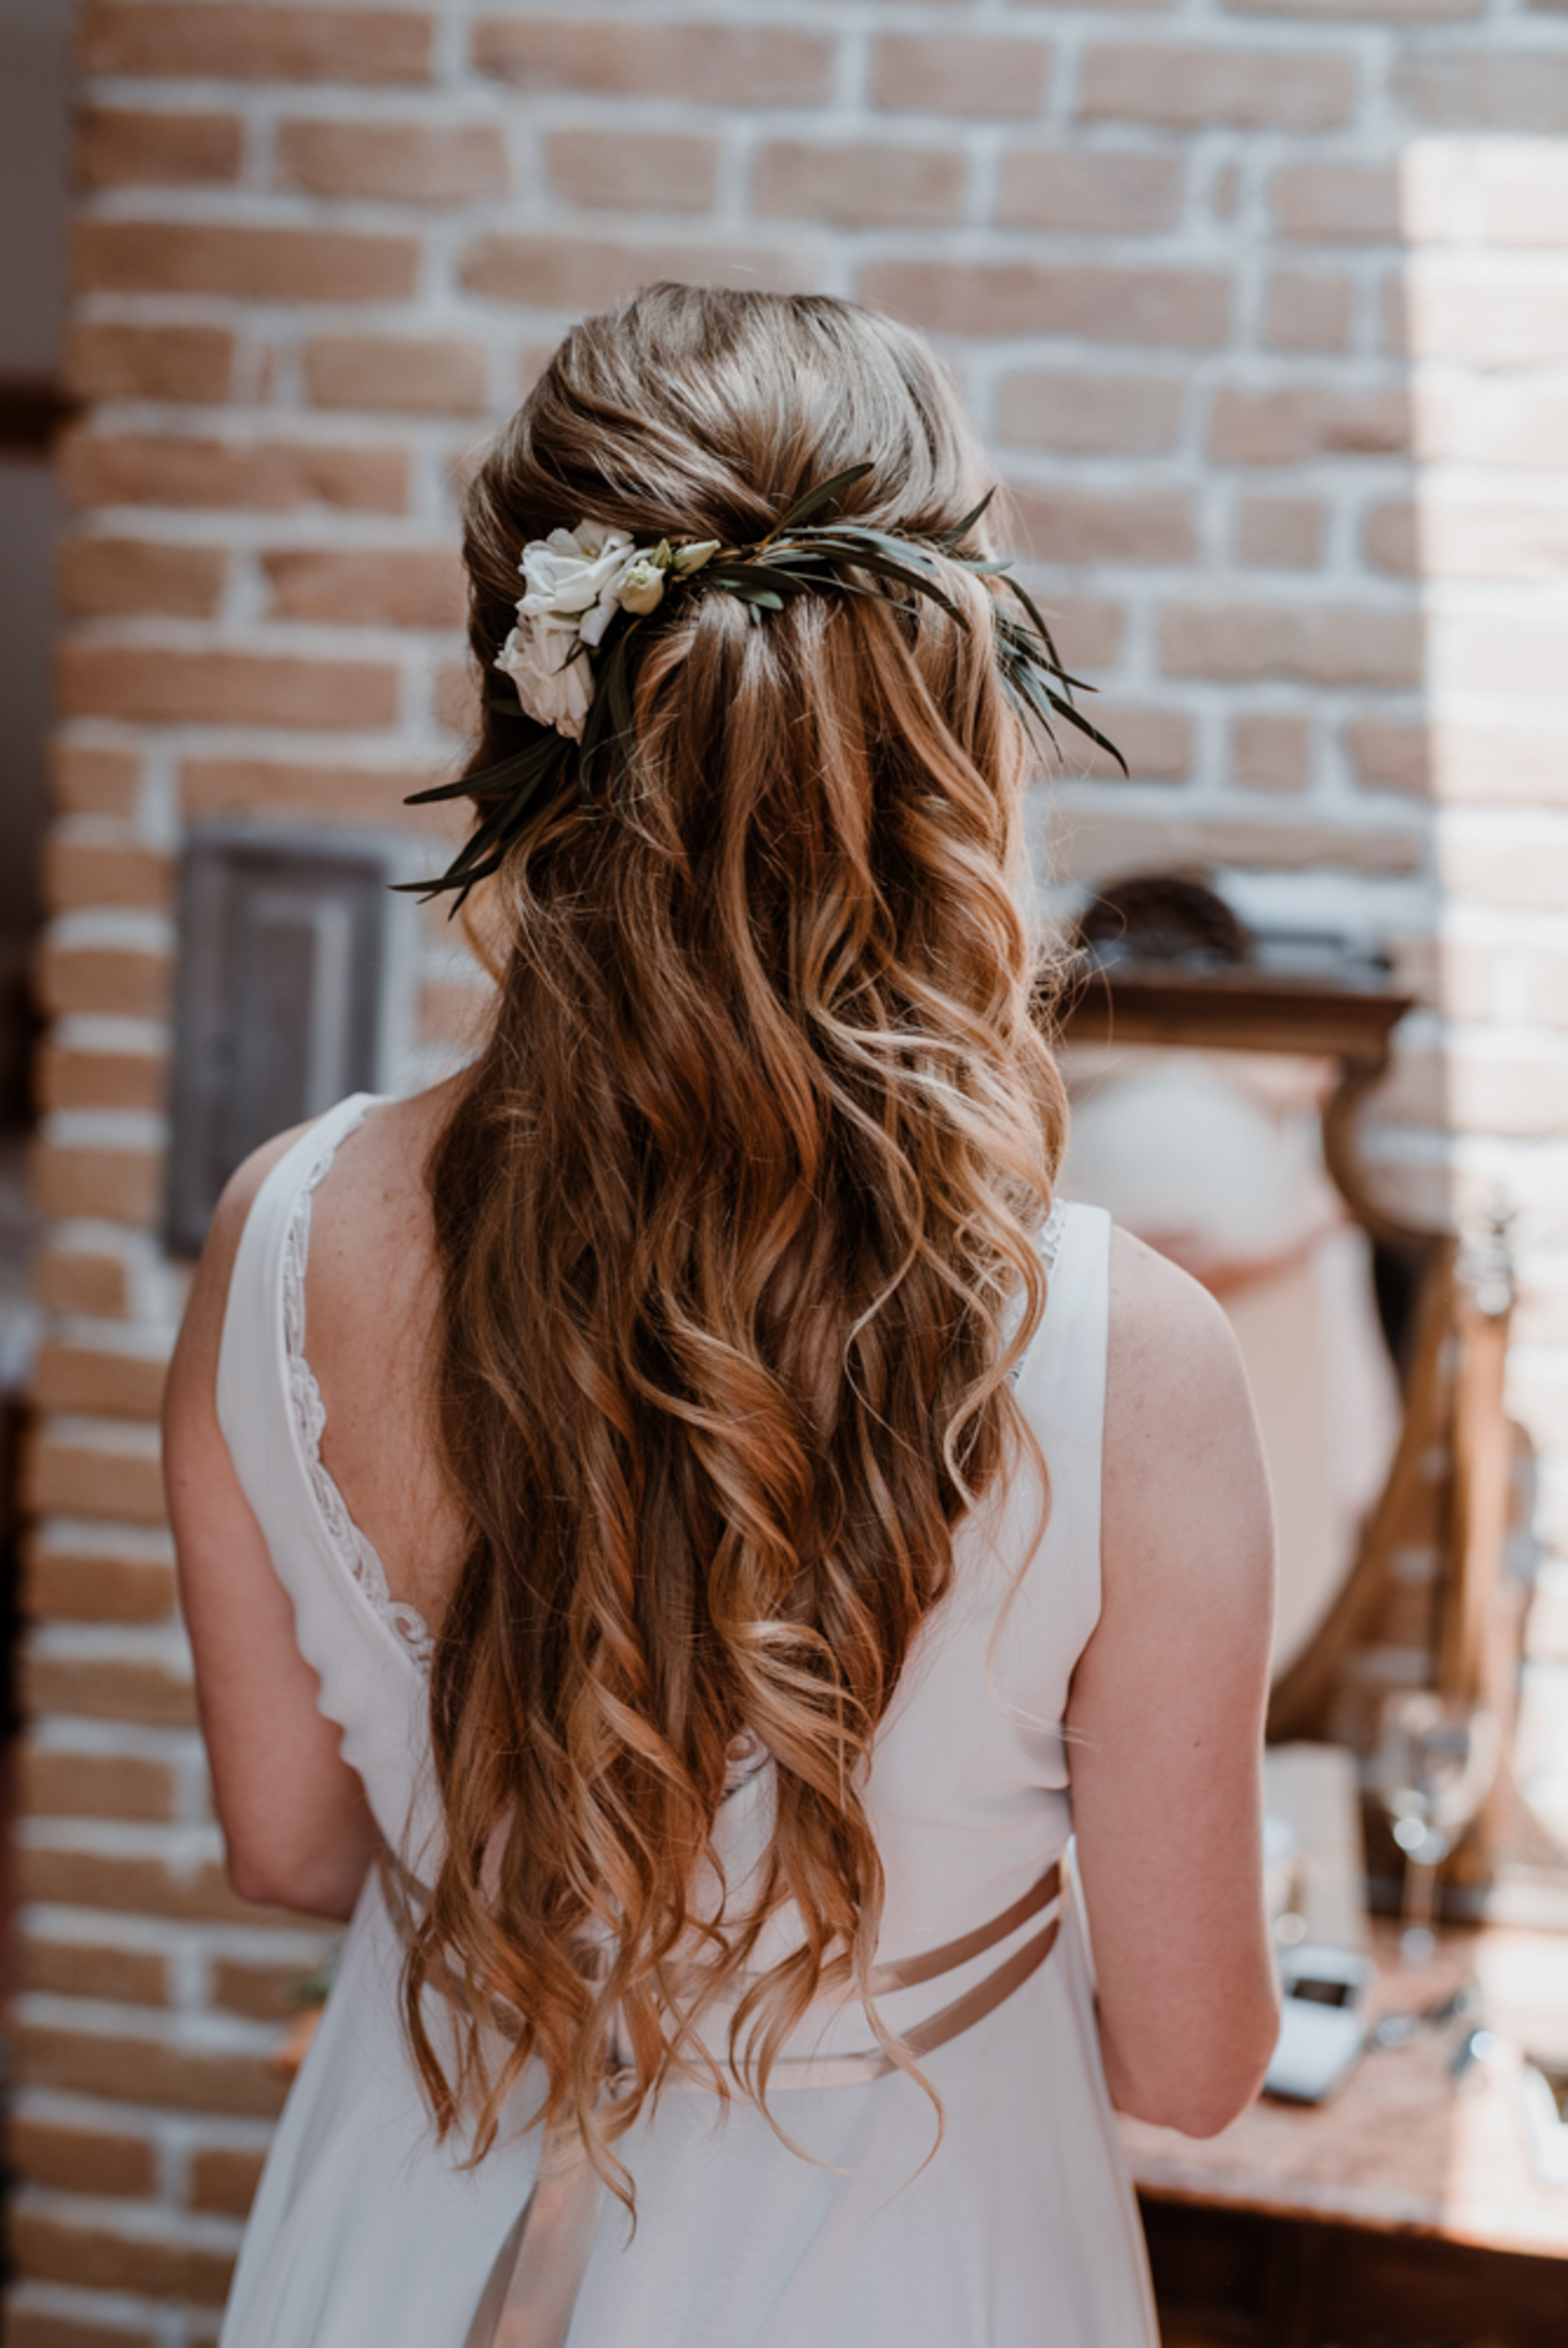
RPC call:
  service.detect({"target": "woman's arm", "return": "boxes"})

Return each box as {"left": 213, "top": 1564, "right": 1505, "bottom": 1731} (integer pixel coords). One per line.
{"left": 1066, "top": 1226, "right": 1280, "bottom": 2139}
{"left": 162, "top": 1133, "right": 380, "bottom": 1921}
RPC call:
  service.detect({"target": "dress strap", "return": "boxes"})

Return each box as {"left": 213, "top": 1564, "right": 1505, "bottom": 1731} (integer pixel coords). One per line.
{"left": 460, "top": 1861, "right": 1065, "bottom": 2348}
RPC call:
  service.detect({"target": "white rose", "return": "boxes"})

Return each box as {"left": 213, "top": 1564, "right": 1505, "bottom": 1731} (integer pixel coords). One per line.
{"left": 515, "top": 525, "right": 634, "bottom": 630}
{"left": 495, "top": 614, "right": 593, "bottom": 740}
{"left": 615, "top": 554, "right": 667, "bottom": 616}
{"left": 672, "top": 539, "right": 720, "bottom": 575}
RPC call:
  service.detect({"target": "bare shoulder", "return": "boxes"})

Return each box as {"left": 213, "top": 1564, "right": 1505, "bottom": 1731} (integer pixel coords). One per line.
{"left": 1102, "top": 1224, "right": 1273, "bottom": 1602}
{"left": 166, "top": 1120, "right": 315, "bottom": 1421}
{"left": 166, "top": 1077, "right": 460, "bottom": 1421}
{"left": 303, "top": 1077, "right": 462, "bottom": 1306}
{"left": 1107, "top": 1221, "right": 1246, "bottom": 1409}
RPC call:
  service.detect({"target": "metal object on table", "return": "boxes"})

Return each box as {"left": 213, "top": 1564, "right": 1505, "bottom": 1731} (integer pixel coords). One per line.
{"left": 1374, "top": 1692, "right": 1501, "bottom": 1960}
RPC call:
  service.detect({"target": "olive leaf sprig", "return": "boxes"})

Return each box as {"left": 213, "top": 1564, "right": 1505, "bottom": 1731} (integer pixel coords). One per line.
{"left": 403, "top": 463, "right": 1123, "bottom": 908}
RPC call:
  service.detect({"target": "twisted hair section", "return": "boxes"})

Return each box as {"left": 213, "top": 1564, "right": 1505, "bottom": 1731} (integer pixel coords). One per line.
{"left": 404, "top": 286, "right": 1069, "bottom": 2186}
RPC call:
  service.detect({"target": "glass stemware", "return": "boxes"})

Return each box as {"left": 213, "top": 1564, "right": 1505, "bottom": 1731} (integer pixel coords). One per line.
{"left": 1373, "top": 1691, "right": 1501, "bottom": 1961}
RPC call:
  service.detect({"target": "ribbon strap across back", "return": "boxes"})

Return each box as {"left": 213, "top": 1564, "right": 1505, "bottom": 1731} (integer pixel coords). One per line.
{"left": 463, "top": 1859, "right": 1065, "bottom": 2348}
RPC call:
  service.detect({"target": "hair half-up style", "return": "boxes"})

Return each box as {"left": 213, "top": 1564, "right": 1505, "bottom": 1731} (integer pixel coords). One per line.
{"left": 403, "top": 285, "right": 1070, "bottom": 2189}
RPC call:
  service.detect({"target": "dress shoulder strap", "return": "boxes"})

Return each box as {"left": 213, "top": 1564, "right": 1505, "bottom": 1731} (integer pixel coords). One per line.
{"left": 1014, "top": 1200, "right": 1113, "bottom": 1647}
{"left": 214, "top": 1093, "right": 443, "bottom": 1858}
{"left": 215, "top": 1094, "right": 433, "bottom": 1676}
{"left": 215, "top": 1094, "right": 378, "bottom": 1474}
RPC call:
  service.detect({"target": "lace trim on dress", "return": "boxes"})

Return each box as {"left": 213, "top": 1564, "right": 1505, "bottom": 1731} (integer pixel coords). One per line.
{"left": 283, "top": 1104, "right": 436, "bottom": 1675}
{"left": 280, "top": 1139, "right": 1067, "bottom": 1687}
{"left": 1006, "top": 1197, "right": 1068, "bottom": 1388}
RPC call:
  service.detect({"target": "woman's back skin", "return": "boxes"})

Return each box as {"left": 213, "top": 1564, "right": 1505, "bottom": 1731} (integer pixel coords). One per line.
{"left": 165, "top": 1078, "right": 1279, "bottom": 2141}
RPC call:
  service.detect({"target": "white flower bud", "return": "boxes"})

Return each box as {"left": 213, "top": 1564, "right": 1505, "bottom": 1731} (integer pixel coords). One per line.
{"left": 616, "top": 556, "right": 667, "bottom": 616}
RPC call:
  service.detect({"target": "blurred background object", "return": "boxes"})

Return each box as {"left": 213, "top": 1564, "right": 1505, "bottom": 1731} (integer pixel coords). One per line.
{"left": 7, "top": 3, "right": 1568, "bottom": 2343}
{"left": 1, "top": 0, "right": 71, "bottom": 1125}
{"left": 0, "top": 0, "right": 74, "bottom": 2088}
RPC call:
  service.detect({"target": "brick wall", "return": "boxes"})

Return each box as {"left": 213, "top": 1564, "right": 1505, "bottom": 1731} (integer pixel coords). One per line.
{"left": 16, "top": 2, "right": 1568, "bottom": 2340}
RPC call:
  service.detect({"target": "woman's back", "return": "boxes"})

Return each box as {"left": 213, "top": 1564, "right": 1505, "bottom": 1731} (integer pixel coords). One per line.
{"left": 164, "top": 283, "right": 1279, "bottom": 2347}
{"left": 206, "top": 1093, "right": 1159, "bottom": 2346}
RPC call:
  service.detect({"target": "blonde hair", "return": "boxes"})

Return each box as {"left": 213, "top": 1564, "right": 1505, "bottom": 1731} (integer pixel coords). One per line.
{"left": 406, "top": 285, "right": 1067, "bottom": 2186}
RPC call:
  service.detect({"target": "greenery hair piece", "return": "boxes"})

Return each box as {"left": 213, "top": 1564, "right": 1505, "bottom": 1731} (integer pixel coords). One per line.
{"left": 404, "top": 464, "right": 1125, "bottom": 908}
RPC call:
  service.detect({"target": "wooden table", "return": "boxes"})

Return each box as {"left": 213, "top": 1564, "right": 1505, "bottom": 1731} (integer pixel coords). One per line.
{"left": 1118, "top": 1747, "right": 1568, "bottom": 2346}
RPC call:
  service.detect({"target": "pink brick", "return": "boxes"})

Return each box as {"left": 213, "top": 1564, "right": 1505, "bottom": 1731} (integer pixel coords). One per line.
{"left": 1396, "top": 54, "right": 1568, "bottom": 136}
{"left": 995, "top": 148, "right": 1183, "bottom": 233}
{"left": 78, "top": 4, "right": 434, "bottom": 83}
{"left": 1430, "top": 385, "right": 1568, "bottom": 473}
{"left": 1067, "top": 704, "right": 1194, "bottom": 783}
{"left": 1078, "top": 44, "right": 1357, "bottom": 132}
{"left": 1229, "top": 0, "right": 1480, "bottom": 20}
{"left": 65, "top": 320, "right": 234, "bottom": 404}
{"left": 1438, "top": 814, "right": 1568, "bottom": 909}
{"left": 1235, "top": 495, "right": 1325, "bottom": 569}
{"left": 1344, "top": 717, "right": 1429, "bottom": 796}
{"left": 1263, "top": 270, "right": 1352, "bottom": 354}
{"left": 1034, "top": 593, "right": 1125, "bottom": 672}
{"left": 45, "top": 837, "right": 173, "bottom": 913}
{"left": 1159, "top": 602, "right": 1421, "bottom": 686}
{"left": 181, "top": 757, "right": 446, "bottom": 830}
{"left": 1433, "top": 613, "right": 1568, "bottom": 699}
{"left": 1421, "top": 724, "right": 1568, "bottom": 806}
{"left": 550, "top": 129, "right": 719, "bottom": 214}
{"left": 59, "top": 537, "right": 227, "bottom": 620}
{"left": 1385, "top": 934, "right": 1496, "bottom": 1023}
{"left": 1524, "top": 952, "right": 1568, "bottom": 1031}
{"left": 74, "top": 220, "right": 418, "bottom": 305}
{"left": 1423, "top": 1052, "right": 1568, "bottom": 1139}
{"left": 261, "top": 546, "right": 464, "bottom": 630}
{"left": 753, "top": 142, "right": 965, "bottom": 229}
{"left": 1210, "top": 388, "right": 1409, "bottom": 464}
{"left": 1363, "top": 503, "right": 1419, "bottom": 577}
{"left": 461, "top": 235, "right": 810, "bottom": 311}
{"left": 1007, "top": 485, "right": 1196, "bottom": 564}
{"left": 871, "top": 34, "right": 1052, "bottom": 120}
{"left": 1403, "top": 142, "right": 1568, "bottom": 248}
{"left": 57, "top": 643, "right": 400, "bottom": 730}
{"left": 75, "top": 106, "right": 241, "bottom": 188}
{"left": 51, "top": 743, "right": 142, "bottom": 819}
{"left": 274, "top": 118, "right": 508, "bottom": 204}
{"left": 996, "top": 370, "right": 1184, "bottom": 456}
{"left": 60, "top": 431, "right": 407, "bottom": 515}
{"left": 1269, "top": 163, "right": 1400, "bottom": 242}
{"left": 1390, "top": 270, "right": 1568, "bottom": 367}
{"left": 471, "top": 18, "right": 831, "bottom": 106}
{"left": 859, "top": 258, "right": 1230, "bottom": 347}
{"left": 302, "top": 335, "right": 489, "bottom": 417}
{"left": 1230, "top": 711, "right": 1312, "bottom": 793}
{"left": 1049, "top": 807, "right": 1425, "bottom": 883}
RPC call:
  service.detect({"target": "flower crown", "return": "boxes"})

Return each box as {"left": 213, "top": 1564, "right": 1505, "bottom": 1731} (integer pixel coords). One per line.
{"left": 405, "top": 464, "right": 1122, "bottom": 906}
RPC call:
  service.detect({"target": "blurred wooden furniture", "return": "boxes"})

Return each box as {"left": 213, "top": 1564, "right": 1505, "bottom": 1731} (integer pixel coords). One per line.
{"left": 1125, "top": 1735, "right": 1568, "bottom": 2346}
{"left": 1056, "top": 881, "right": 1537, "bottom": 1906}
{"left": 1261, "top": 1742, "right": 1370, "bottom": 1951}
{"left": 1125, "top": 1918, "right": 1568, "bottom": 2348}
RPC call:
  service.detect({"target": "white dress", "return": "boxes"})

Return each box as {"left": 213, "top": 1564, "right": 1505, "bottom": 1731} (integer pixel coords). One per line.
{"left": 214, "top": 1094, "right": 1159, "bottom": 2348}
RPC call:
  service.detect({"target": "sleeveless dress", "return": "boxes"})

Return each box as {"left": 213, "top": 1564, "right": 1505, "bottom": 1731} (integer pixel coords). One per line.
{"left": 214, "top": 1094, "right": 1159, "bottom": 2348}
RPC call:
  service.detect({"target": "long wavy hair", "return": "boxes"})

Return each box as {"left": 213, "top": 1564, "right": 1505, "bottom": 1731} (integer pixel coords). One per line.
{"left": 404, "top": 285, "right": 1069, "bottom": 2184}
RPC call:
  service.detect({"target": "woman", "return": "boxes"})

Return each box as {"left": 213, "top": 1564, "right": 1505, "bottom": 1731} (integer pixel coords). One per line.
{"left": 165, "top": 285, "right": 1278, "bottom": 2348}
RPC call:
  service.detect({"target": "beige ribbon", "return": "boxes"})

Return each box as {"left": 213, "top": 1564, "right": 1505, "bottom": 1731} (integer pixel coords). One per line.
{"left": 462, "top": 1861, "right": 1064, "bottom": 2348}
